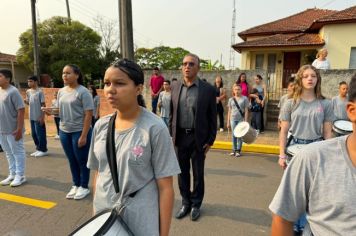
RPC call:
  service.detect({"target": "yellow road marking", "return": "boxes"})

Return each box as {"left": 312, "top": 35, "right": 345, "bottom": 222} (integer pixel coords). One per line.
{"left": 0, "top": 192, "right": 57, "bottom": 209}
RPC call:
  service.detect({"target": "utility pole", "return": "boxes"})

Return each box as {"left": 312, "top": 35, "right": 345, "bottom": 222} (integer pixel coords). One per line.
{"left": 30, "top": 0, "right": 40, "bottom": 79}
{"left": 229, "top": 0, "right": 236, "bottom": 70}
{"left": 118, "top": 0, "right": 134, "bottom": 60}
{"left": 65, "top": 0, "right": 71, "bottom": 24}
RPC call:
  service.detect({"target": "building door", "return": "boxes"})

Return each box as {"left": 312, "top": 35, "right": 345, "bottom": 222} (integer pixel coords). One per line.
{"left": 283, "top": 52, "right": 300, "bottom": 88}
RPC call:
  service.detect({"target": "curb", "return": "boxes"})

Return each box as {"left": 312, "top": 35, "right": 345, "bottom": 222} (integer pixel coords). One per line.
{"left": 212, "top": 141, "right": 279, "bottom": 155}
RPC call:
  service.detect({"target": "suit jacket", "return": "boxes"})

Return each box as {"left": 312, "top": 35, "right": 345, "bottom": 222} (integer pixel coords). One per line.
{"left": 169, "top": 78, "right": 217, "bottom": 150}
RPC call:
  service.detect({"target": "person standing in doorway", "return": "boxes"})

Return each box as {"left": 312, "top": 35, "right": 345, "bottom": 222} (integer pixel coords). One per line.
{"left": 251, "top": 74, "right": 267, "bottom": 133}
{"left": 25, "top": 76, "right": 48, "bottom": 157}
{"left": 0, "top": 69, "right": 26, "bottom": 187}
{"left": 150, "top": 66, "right": 164, "bottom": 114}
{"left": 170, "top": 53, "right": 217, "bottom": 221}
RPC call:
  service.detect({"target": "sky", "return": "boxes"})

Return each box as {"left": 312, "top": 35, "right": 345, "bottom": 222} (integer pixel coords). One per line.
{"left": 1, "top": 0, "right": 356, "bottom": 69}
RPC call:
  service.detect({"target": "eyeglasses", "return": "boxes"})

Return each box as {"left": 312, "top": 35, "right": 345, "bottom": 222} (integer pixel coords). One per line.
{"left": 182, "top": 62, "right": 195, "bottom": 67}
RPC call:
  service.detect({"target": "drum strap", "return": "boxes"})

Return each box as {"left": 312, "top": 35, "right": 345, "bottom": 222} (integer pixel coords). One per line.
{"left": 106, "top": 112, "right": 139, "bottom": 198}
{"left": 285, "top": 134, "right": 294, "bottom": 151}
{"left": 233, "top": 98, "right": 245, "bottom": 118}
{"left": 106, "top": 112, "right": 120, "bottom": 193}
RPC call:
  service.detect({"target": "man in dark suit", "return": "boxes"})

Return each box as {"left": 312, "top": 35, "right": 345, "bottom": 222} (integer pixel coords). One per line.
{"left": 169, "top": 53, "right": 217, "bottom": 221}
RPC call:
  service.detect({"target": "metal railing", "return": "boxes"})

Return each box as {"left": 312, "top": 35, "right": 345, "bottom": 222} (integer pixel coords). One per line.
{"left": 266, "top": 69, "right": 297, "bottom": 101}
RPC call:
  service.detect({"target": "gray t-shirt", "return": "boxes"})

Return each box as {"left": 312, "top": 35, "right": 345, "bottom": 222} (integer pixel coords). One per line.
{"left": 280, "top": 98, "right": 334, "bottom": 140}
{"left": 158, "top": 91, "right": 171, "bottom": 118}
{"left": 278, "top": 94, "right": 289, "bottom": 119}
{"left": 26, "top": 88, "right": 45, "bottom": 121}
{"left": 51, "top": 98, "right": 59, "bottom": 118}
{"left": 269, "top": 135, "right": 356, "bottom": 236}
{"left": 58, "top": 85, "right": 94, "bottom": 133}
{"left": 0, "top": 85, "right": 25, "bottom": 134}
{"left": 87, "top": 108, "right": 181, "bottom": 236}
{"left": 228, "top": 96, "right": 248, "bottom": 122}
{"left": 93, "top": 95, "right": 100, "bottom": 118}
{"left": 331, "top": 95, "right": 348, "bottom": 120}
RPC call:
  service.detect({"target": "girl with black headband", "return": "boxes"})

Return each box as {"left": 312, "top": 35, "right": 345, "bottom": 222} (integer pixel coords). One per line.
{"left": 87, "top": 59, "right": 180, "bottom": 236}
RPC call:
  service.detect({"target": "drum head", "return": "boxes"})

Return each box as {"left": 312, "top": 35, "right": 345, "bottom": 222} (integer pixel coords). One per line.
{"left": 333, "top": 120, "right": 352, "bottom": 133}
{"left": 286, "top": 144, "right": 305, "bottom": 157}
{"left": 70, "top": 210, "right": 112, "bottom": 236}
{"left": 233, "top": 121, "right": 249, "bottom": 138}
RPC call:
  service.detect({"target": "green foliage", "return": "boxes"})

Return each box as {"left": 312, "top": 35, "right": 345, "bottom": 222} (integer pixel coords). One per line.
{"left": 200, "top": 59, "right": 225, "bottom": 71}
{"left": 17, "top": 16, "right": 101, "bottom": 87}
{"left": 135, "top": 46, "right": 190, "bottom": 70}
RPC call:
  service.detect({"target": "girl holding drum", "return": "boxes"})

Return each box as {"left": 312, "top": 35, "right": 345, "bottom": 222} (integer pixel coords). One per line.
{"left": 278, "top": 64, "right": 334, "bottom": 234}
{"left": 227, "top": 83, "right": 249, "bottom": 157}
{"left": 87, "top": 59, "right": 180, "bottom": 236}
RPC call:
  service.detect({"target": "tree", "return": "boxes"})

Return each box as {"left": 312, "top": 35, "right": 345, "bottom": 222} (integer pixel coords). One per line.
{"left": 17, "top": 16, "right": 101, "bottom": 87}
{"left": 92, "top": 16, "right": 121, "bottom": 85}
{"left": 200, "top": 59, "right": 225, "bottom": 71}
{"left": 135, "top": 46, "right": 190, "bottom": 70}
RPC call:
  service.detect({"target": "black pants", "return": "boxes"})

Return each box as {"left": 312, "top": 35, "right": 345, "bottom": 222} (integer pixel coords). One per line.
{"left": 176, "top": 130, "right": 206, "bottom": 209}
{"left": 217, "top": 103, "right": 224, "bottom": 129}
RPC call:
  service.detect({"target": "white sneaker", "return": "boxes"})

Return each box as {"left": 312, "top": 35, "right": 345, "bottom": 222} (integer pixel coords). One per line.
{"left": 35, "top": 151, "right": 48, "bottom": 157}
{"left": 219, "top": 128, "right": 224, "bottom": 132}
{"left": 10, "top": 175, "right": 26, "bottom": 187}
{"left": 74, "top": 187, "right": 90, "bottom": 200}
{"left": 54, "top": 135, "right": 60, "bottom": 140}
{"left": 30, "top": 151, "right": 39, "bottom": 156}
{"left": 0, "top": 175, "right": 15, "bottom": 186}
{"left": 66, "top": 186, "right": 79, "bottom": 199}
{"left": 229, "top": 152, "right": 235, "bottom": 156}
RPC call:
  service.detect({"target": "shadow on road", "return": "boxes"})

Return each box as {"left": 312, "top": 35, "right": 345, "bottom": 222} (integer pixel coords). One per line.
{"left": 202, "top": 202, "right": 271, "bottom": 227}
{"left": 205, "top": 168, "right": 266, "bottom": 178}
{"left": 26, "top": 177, "right": 71, "bottom": 193}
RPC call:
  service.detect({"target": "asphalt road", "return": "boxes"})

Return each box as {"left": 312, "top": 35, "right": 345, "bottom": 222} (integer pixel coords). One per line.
{"left": 0, "top": 135, "right": 283, "bottom": 236}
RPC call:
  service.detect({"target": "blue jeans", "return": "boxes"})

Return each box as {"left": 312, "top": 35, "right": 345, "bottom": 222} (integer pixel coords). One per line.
{"left": 251, "top": 111, "right": 262, "bottom": 131}
{"left": 151, "top": 96, "right": 159, "bottom": 114}
{"left": 59, "top": 129, "right": 92, "bottom": 188}
{"left": 161, "top": 117, "right": 169, "bottom": 127}
{"left": 30, "top": 120, "right": 47, "bottom": 152}
{"left": 231, "top": 120, "right": 242, "bottom": 152}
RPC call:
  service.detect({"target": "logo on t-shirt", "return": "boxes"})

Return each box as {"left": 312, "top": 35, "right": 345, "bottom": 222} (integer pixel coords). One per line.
{"left": 132, "top": 145, "right": 144, "bottom": 160}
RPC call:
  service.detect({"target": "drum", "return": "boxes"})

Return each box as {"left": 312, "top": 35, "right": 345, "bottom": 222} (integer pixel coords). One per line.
{"left": 333, "top": 119, "right": 352, "bottom": 136}
{"left": 69, "top": 209, "right": 134, "bottom": 236}
{"left": 286, "top": 144, "right": 306, "bottom": 165}
{"left": 233, "top": 121, "right": 258, "bottom": 144}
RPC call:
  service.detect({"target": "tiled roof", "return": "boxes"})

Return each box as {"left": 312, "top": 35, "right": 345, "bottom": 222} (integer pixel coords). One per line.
{"left": 232, "top": 33, "right": 324, "bottom": 53}
{"left": 238, "top": 8, "right": 337, "bottom": 40}
{"left": 310, "top": 5, "right": 356, "bottom": 29}
{"left": 0, "top": 53, "right": 17, "bottom": 63}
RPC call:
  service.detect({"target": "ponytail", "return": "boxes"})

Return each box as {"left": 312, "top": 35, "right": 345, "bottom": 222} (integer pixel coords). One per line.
{"left": 137, "top": 94, "right": 146, "bottom": 108}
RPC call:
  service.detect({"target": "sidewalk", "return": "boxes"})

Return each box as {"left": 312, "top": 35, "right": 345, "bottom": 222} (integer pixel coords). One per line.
{"left": 24, "top": 119, "right": 280, "bottom": 155}
{"left": 213, "top": 129, "right": 279, "bottom": 154}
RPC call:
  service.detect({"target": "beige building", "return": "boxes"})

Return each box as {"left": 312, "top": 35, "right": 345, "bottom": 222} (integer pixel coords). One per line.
{"left": 233, "top": 6, "right": 356, "bottom": 100}
{"left": 0, "top": 52, "right": 31, "bottom": 87}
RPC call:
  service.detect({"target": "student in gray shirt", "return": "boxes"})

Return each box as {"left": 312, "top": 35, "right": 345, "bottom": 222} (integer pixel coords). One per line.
{"left": 270, "top": 75, "right": 356, "bottom": 236}
{"left": 88, "top": 59, "right": 180, "bottom": 236}
{"left": 25, "top": 75, "right": 48, "bottom": 157}
{"left": 0, "top": 69, "right": 26, "bottom": 187}
{"left": 157, "top": 79, "right": 171, "bottom": 126}
{"left": 331, "top": 81, "right": 349, "bottom": 121}
{"left": 227, "top": 83, "right": 249, "bottom": 157}
{"left": 279, "top": 65, "right": 334, "bottom": 234}
{"left": 43, "top": 64, "right": 93, "bottom": 200}
{"left": 89, "top": 85, "right": 100, "bottom": 127}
